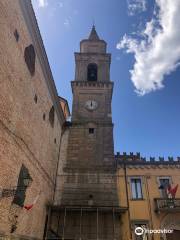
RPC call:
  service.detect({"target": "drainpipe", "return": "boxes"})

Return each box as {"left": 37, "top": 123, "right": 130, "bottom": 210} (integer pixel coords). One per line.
{"left": 123, "top": 162, "right": 132, "bottom": 240}
{"left": 53, "top": 122, "right": 66, "bottom": 202}
{"left": 145, "top": 176, "right": 154, "bottom": 240}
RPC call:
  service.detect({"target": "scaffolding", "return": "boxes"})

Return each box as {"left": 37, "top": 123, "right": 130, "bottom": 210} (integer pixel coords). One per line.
{"left": 47, "top": 173, "right": 127, "bottom": 239}
{"left": 46, "top": 205, "right": 127, "bottom": 240}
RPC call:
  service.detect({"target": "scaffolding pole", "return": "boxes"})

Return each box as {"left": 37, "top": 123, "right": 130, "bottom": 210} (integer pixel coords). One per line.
{"left": 56, "top": 212, "right": 61, "bottom": 237}
{"left": 44, "top": 207, "right": 51, "bottom": 240}
{"left": 62, "top": 207, "right": 66, "bottom": 240}
{"left": 79, "top": 207, "right": 83, "bottom": 240}
{"left": 113, "top": 207, "right": 116, "bottom": 240}
{"left": 96, "top": 208, "right": 99, "bottom": 240}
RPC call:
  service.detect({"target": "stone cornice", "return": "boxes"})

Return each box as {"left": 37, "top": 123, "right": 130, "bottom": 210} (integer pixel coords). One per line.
{"left": 71, "top": 81, "right": 113, "bottom": 89}
{"left": 70, "top": 121, "right": 114, "bottom": 127}
{"left": 71, "top": 81, "right": 114, "bottom": 100}
{"left": 80, "top": 39, "right": 107, "bottom": 45}
{"left": 74, "top": 52, "right": 111, "bottom": 65}
{"left": 75, "top": 52, "right": 111, "bottom": 58}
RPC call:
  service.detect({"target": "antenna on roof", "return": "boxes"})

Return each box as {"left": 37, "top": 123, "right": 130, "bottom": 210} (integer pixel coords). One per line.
{"left": 92, "top": 18, "right": 95, "bottom": 27}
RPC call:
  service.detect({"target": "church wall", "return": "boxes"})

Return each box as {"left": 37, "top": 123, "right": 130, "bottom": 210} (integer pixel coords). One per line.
{"left": 0, "top": 0, "right": 65, "bottom": 239}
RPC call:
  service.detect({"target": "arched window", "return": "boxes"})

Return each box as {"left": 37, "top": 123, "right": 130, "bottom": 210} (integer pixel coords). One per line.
{"left": 24, "top": 44, "right": 36, "bottom": 76}
{"left": 87, "top": 63, "right": 97, "bottom": 81}
{"left": 49, "top": 106, "right": 55, "bottom": 128}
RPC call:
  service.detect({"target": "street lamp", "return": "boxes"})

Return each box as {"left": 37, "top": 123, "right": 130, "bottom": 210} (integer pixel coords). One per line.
{"left": 23, "top": 172, "right": 32, "bottom": 188}
{"left": 0, "top": 169, "right": 32, "bottom": 199}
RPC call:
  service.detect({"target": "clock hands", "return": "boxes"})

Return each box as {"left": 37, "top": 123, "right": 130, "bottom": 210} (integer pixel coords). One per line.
{"left": 85, "top": 100, "right": 98, "bottom": 110}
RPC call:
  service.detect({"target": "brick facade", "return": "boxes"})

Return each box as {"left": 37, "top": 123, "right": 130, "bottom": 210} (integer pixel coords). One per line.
{"left": 0, "top": 0, "right": 66, "bottom": 239}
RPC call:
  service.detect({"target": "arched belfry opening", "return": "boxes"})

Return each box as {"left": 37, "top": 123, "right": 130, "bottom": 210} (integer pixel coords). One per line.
{"left": 87, "top": 63, "right": 98, "bottom": 81}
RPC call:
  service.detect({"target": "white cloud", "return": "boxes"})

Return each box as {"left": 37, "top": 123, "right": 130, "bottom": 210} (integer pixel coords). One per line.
{"left": 38, "top": 0, "right": 48, "bottom": 7}
{"left": 117, "top": 0, "right": 180, "bottom": 95}
{"left": 127, "top": 0, "right": 146, "bottom": 16}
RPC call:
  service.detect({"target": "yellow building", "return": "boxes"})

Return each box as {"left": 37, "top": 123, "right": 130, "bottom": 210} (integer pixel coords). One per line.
{"left": 117, "top": 152, "right": 180, "bottom": 240}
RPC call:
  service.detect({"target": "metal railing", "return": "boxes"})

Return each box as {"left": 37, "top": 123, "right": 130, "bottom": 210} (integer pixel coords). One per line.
{"left": 154, "top": 198, "right": 180, "bottom": 212}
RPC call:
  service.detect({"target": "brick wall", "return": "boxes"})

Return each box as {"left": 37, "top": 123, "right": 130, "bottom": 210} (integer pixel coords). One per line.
{"left": 0, "top": 0, "right": 64, "bottom": 239}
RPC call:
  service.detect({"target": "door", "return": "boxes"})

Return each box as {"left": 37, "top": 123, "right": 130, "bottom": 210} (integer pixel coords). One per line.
{"left": 166, "top": 230, "right": 180, "bottom": 240}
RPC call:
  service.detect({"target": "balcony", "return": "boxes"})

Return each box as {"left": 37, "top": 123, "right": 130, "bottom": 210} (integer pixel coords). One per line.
{"left": 154, "top": 198, "right": 180, "bottom": 212}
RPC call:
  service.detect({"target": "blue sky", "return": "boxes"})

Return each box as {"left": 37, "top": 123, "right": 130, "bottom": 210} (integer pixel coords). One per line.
{"left": 32, "top": 0, "right": 180, "bottom": 159}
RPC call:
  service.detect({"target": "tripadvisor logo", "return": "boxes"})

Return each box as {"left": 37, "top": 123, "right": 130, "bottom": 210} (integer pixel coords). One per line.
{"left": 135, "top": 227, "right": 173, "bottom": 235}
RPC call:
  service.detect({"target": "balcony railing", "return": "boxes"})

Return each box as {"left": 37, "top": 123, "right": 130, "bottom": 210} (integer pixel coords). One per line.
{"left": 154, "top": 198, "right": 180, "bottom": 212}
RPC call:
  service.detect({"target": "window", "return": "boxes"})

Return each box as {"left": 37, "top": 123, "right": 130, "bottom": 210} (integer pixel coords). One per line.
{"left": 87, "top": 63, "right": 97, "bottom": 81}
{"left": 49, "top": 106, "right": 55, "bottom": 128}
{"left": 89, "top": 128, "right": 94, "bottom": 134}
{"left": 131, "top": 178, "right": 143, "bottom": 200}
{"left": 43, "top": 113, "right": 46, "bottom": 121}
{"left": 34, "top": 94, "right": 38, "bottom": 103}
{"left": 158, "top": 177, "right": 170, "bottom": 198}
{"left": 24, "top": 44, "right": 36, "bottom": 76}
{"left": 14, "top": 29, "right": 19, "bottom": 42}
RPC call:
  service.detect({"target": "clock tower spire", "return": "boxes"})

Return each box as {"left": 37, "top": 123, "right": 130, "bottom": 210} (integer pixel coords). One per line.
{"left": 88, "top": 25, "right": 100, "bottom": 40}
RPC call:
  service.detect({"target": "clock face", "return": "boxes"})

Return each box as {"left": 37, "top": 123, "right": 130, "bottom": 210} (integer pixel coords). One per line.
{"left": 85, "top": 100, "right": 98, "bottom": 111}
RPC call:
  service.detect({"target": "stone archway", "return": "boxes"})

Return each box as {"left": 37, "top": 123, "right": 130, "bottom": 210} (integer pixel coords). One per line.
{"left": 161, "top": 213, "right": 180, "bottom": 240}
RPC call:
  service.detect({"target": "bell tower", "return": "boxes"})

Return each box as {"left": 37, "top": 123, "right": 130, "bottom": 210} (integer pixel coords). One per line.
{"left": 69, "top": 26, "right": 114, "bottom": 168}
{"left": 52, "top": 27, "right": 124, "bottom": 240}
